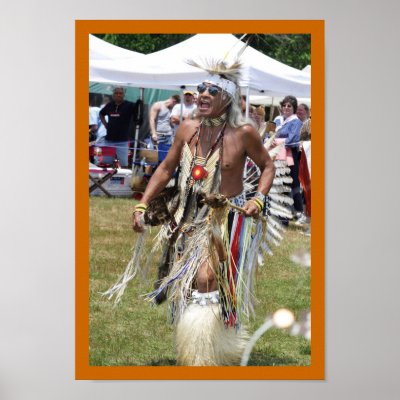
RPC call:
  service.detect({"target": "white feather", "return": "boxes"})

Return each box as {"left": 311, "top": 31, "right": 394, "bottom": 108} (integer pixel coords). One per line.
{"left": 269, "top": 201, "right": 293, "bottom": 219}
{"left": 266, "top": 233, "right": 280, "bottom": 247}
{"left": 266, "top": 223, "right": 283, "bottom": 241}
{"left": 269, "top": 185, "right": 291, "bottom": 194}
{"left": 269, "top": 192, "right": 294, "bottom": 205}
{"left": 273, "top": 176, "right": 293, "bottom": 185}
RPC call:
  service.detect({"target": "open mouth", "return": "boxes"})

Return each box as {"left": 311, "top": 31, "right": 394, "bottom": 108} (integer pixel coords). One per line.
{"left": 199, "top": 100, "right": 211, "bottom": 111}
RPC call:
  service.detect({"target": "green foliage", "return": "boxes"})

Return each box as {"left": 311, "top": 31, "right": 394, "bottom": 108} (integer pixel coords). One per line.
{"left": 238, "top": 34, "right": 311, "bottom": 70}
{"left": 89, "top": 197, "right": 311, "bottom": 366}
{"left": 95, "top": 33, "right": 310, "bottom": 69}
{"left": 97, "top": 33, "right": 192, "bottom": 54}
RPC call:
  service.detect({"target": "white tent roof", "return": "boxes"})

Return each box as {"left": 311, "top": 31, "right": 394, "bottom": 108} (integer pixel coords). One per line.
{"left": 89, "top": 34, "right": 144, "bottom": 61}
{"left": 302, "top": 64, "right": 311, "bottom": 74}
{"left": 89, "top": 34, "right": 310, "bottom": 97}
{"left": 90, "top": 56, "right": 203, "bottom": 90}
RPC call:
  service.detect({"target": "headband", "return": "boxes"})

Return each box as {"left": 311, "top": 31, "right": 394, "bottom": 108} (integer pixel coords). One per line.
{"left": 204, "top": 74, "right": 237, "bottom": 98}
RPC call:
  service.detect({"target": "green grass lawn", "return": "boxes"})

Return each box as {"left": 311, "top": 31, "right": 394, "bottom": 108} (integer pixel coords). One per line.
{"left": 89, "top": 196, "right": 311, "bottom": 366}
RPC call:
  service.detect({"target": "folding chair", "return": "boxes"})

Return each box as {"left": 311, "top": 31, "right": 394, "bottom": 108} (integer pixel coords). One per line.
{"left": 89, "top": 145, "right": 118, "bottom": 168}
{"left": 89, "top": 145, "right": 119, "bottom": 197}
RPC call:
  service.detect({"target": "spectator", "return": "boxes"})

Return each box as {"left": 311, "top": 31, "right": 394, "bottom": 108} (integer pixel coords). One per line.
{"left": 94, "top": 94, "right": 111, "bottom": 144}
{"left": 149, "top": 94, "right": 181, "bottom": 145}
{"left": 297, "top": 103, "right": 311, "bottom": 228}
{"left": 89, "top": 104, "right": 100, "bottom": 143}
{"left": 253, "top": 105, "right": 267, "bottom": 141}
{"left": 99, "top": 86, "right": 137, "bottom": 167}
{"left": 273, "top": 108, "right": 284, "bottom": 129}
{"left": 149, "top": 94, "right": 181, "bottom": 162}
{"left": 275, "top": 95, "right": 304, "bottom": 221}
{"left": 170, "top": 90, "right": 197, "bottom": 134}
{"left": 297, "top": 103, "right": 311, "bottom": 141}
{"left": 89, "top": 93, "right": 101, "bottom": 142}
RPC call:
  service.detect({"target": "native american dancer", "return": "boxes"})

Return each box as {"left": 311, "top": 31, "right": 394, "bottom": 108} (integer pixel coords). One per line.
{"left": 104, "top": 59, "right": 293, "bottom": 366}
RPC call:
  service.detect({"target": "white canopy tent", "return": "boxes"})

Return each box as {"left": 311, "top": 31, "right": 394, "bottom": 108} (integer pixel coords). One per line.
{"left": 302, "top": 64, "right": 311, "bottom": 74}
{"left": 249, "top": 62, "right": 311, "bottom": 107}
{"left": 89, "top": 34, "right": 145, "bottom": 61}
{"left": 89, "top": 34, "right": 310, "bottom": 98}
{"left": 89, "top": 34, "right": 311, "bottom": 158}
{"left": 89, "top": 35, "right": 177, "bottom": 105}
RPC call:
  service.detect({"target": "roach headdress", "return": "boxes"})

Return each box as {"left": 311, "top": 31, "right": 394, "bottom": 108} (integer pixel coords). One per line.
{"left": 187, "top": 58, "right": 242, "bottom": 98}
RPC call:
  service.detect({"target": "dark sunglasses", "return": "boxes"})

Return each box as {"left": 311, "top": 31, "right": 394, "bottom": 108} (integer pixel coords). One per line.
{"left": 197, "top": 83, "right": 221, "bottom": 97}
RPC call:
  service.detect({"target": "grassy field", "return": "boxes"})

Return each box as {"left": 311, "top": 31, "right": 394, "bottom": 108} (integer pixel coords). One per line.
{"left": 89, "top": 196, "right": 311, "bottom": 366}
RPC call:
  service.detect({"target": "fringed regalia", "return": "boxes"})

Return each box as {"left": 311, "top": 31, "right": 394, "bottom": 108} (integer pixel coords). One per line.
{"left": 104, "top": 125, "right": 293, "bottom": 315}
{"left": 146, "top": 123, "right": 268, "bottom": 329}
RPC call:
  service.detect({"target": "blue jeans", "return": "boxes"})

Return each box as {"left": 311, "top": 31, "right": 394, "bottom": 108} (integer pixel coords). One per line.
{"left": 289, "top": 147, "right": 303, "bottom": 213}
{"left": 157, "top": 133, "right": 172, "bottom": 162}
{"left": 157, "top": 133, "right": 173, "bottom": 145}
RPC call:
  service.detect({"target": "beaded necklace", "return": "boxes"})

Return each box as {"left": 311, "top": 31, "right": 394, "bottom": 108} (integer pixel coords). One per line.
{"left": 202, "top": 113, "right": 227, "bottom": 127}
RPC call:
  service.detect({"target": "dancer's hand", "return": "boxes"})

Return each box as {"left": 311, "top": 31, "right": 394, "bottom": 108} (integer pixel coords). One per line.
{"left": 243, "top": 200, "right": 261, "bottom": 218}
{"left": 132, "top": 211, "right": 145, "bottom": 232}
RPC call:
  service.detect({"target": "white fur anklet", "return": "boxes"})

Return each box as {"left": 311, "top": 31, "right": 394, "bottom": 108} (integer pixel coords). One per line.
{"left": 191, "top": 290, "right": 219, "bottom": 306}
{"left": 175, "top": 302, "right": 249, "bottom": 366}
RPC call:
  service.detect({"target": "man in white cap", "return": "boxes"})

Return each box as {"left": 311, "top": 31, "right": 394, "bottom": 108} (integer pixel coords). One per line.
{"left": 170, "top": 90, "right": 197, "bottom": 135}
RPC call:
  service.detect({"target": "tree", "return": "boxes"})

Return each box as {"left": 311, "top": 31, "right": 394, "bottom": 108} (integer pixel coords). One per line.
{"left": 97, "top": 34, "right": 192, "bottom": 55}
{"left": 236, "top": 34, "right": 311, "bottom": 70}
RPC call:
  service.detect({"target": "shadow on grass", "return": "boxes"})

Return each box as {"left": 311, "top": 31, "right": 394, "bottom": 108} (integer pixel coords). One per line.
{"left": 147, "top": 354, "right": 307, "bottom": 367}
{"left": 90, "top": 355, "right": 309, "bottom": 367}
{"left": 247, "top": 351, "right": 306, "bottom": 366}
{"left": 148, "top": 358, "right": 177, "bottom": 366}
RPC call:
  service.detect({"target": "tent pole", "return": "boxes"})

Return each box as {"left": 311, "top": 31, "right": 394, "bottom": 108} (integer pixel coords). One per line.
{"left": 245, "top": 86, "right": 250, "bottom": 119}
{"left": 179, "top": 92, "right": 184, "bottom": 123}
{"left": 243, "top": 86, "right": 251, "bottom": 180}
{"left": 133, "top": 87, "right": 144, "bottom": 166}
{"left": 269, "top": 98, "right": 275, "bottom": 121}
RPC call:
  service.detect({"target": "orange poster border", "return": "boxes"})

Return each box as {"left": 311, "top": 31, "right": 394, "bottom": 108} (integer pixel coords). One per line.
{"left": 76, "top": 20, "right": 325, "bottom": 380}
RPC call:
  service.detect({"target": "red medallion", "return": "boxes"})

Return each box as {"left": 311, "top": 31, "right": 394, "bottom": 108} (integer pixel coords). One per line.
{"left": 191, "top": 165, "right": 208, "bottom": 180}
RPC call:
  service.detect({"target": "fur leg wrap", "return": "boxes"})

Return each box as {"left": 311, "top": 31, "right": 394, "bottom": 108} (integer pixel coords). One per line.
{"left": 175, "top": 299, "right": 248, "bottom": 366}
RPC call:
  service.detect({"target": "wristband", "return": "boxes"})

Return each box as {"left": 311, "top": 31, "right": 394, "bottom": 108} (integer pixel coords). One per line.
{"left": 133, "top": 202, "right": 148, "bottom": 214}
{"left": 252, "top": 197, "right": 264, "bottom": 206}
{"left": 253, "top": 191, "right": 265, "bottom": 202}
{"left": 249, "top": 199, "right": 263, "bottom": 212}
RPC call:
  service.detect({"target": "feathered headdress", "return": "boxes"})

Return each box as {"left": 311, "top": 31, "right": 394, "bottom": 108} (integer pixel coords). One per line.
{"left": 186, "top": 58, "right": 242, "bottom": 98}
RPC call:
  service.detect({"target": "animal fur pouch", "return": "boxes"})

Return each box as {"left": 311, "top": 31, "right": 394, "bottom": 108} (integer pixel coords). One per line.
{"left": 144, "top": 186, "right": 180, "bottom": 226}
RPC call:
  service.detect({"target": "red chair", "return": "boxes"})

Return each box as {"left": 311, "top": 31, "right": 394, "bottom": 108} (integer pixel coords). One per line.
{"left": 89, "top": 145, "right": 118, "bottom": 168}
{"left": 89, "top": 146, "right": 119, "bottom": 197}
